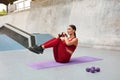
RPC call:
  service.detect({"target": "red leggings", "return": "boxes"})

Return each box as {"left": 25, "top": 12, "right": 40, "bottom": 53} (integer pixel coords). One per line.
{"left": 42, "top": 38, "right": 71, "bottom": 63}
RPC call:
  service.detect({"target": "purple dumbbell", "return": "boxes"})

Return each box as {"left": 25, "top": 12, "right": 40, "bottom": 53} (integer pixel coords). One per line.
{"left": 90, "top": 69, "right": 95, "bottom": 73}
{"left": 91, "top": 66, "right": 95, "bottom": 70}
{"left": 86, "top": 66, "right": 100, "bottom": 73}
{"left": 90, "top": 67, "right": 96, "bottom": 73}
{"left": 95, "top": 67, "right": 100, "bottom": 72}
{"left": 86, "top": 67, "right": 91, "bottom": 72}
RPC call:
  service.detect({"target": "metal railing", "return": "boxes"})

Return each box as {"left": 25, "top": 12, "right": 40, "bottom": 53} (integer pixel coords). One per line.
{"left": 8, "top": 0, "right": 31, "bottom": 13}
{"left": 0, "top": 23, "right": 36, "bottom": 48}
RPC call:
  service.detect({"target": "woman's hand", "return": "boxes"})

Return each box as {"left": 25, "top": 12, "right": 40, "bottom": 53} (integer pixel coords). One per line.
{"left": 60, "top": 37, "right": 65, "bottom": 41}
{"left": 62, "top": 32, "right": 68, "bottom": 37}
{"left": 58, "top": 32, "right": 68, "bottom": 38}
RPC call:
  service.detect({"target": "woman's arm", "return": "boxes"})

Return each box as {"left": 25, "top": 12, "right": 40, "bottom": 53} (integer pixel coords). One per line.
{"left": 64, "top": 37, "right": 78, "bottom": 46}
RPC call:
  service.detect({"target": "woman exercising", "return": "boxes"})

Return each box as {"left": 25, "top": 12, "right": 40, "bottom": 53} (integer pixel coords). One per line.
{"left": 29, "top": 24, "right": 78, "bottom": 63}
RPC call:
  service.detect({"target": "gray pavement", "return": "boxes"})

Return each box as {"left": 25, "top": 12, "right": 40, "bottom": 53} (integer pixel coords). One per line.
{"left": 0, "top": 46, "right": 120, "bottom": 80}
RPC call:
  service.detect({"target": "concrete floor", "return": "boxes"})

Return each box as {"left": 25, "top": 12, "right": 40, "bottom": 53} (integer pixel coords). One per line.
{"left": 0, "top": 46, "right": 120, "bottom": 80}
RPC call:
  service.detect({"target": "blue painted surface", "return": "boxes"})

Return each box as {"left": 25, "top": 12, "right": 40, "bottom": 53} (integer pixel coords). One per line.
{"left": 0, "top": 33, "right": 53, "bottom": 51}
{"left": 33, "top": 33, "right": 53, "bottom": 46}
{"left": 0, "top": 34, "right": 25, "bottom": 51}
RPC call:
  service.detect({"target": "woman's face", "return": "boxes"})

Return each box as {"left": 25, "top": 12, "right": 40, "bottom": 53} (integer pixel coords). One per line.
{"left": 67, "top": 26, "right": 75, "bottom": 35}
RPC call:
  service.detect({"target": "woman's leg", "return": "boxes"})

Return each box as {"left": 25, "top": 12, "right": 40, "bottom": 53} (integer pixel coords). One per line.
{"left": 53, "top": 46, "right": 59, "bottom": 61}
{"left": 53, "top": 41, "right": 71, "bottom": 63}
{"left": 41, "top": 38, "right": 56, "bottom": 46}
{"left": 29, "top": 38, "right": 61, "bottom": 54}
{"left": 42, "top": 38, "right": 61, "bottom": 48}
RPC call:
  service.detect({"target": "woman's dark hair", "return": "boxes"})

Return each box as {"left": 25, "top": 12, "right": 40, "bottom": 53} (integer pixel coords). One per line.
{"left": 69, "top": 24, "right": 76, "bottom": 37}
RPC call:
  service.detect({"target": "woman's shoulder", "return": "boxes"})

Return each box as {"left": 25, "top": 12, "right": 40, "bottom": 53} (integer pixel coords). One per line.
{"left": 73, "top": 37, "right": 78, "bottom": 41}
{"left": 73, "top": 38, "right": 78, "bottom": 46}
{"left": 71, "top": 37, "right": 78, "bottom": 43}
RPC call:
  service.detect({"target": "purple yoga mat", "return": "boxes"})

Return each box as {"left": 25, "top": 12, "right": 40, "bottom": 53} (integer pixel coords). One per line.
{"left": 28, "top": 56, "right": 102, "bottom": 69}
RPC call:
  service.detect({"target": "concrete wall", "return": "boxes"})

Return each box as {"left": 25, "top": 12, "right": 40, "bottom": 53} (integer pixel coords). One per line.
{"left": 0, "top": 0, "right": 120, "bottom": 50}
{"left": 69, "top": 0, "right": 120, "bottom": 50}
{"left": 26, "top": 0, "right": 73, "bottom": 35}
{"left": 0, "top": 10, "right": 29, "bottom": 30}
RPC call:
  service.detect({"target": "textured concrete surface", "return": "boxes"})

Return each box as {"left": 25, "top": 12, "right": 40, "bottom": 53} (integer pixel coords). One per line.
{"left": 0, "top": 47, "right": 120, "bottom": 80}
{"left": 0, "top": 0, "right": 120, "bottom": 50}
